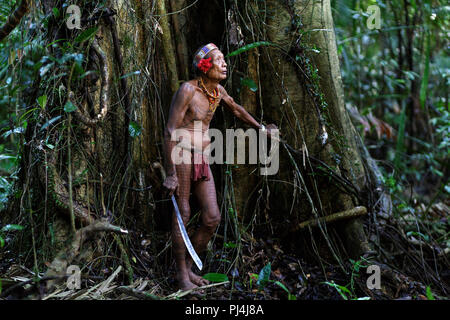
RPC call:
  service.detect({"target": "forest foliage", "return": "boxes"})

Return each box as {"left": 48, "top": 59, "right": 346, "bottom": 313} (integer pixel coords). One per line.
{"left": 0, "top": 0, "right": 448, "bottom": 299}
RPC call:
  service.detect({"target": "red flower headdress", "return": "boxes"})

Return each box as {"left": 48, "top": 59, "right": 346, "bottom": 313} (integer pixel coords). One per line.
{"left": 194, "top": 43, "right": 218, "bottom": 73}
{"left": 197, "top": 57, "right": 213, "bottom": 73}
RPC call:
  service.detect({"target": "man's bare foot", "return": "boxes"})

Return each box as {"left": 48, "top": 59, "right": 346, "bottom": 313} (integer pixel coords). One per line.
{"left": 188, "top": 270, "right": 210, "bottom": 286}
{"left": 178, "top": 278, "right": 198, "bottom": 291}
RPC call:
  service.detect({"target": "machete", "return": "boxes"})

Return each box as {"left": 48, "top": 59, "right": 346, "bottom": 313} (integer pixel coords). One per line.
{"left": 171, "top": 194, "right": 203, "bottom": 271}
{"left": 152, "top": 162, "right": 203, "bottom": 271}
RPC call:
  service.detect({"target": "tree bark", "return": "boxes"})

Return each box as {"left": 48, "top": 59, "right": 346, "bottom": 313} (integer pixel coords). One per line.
{"left": 254, "top": 0, "right": 371, "bottom": 258}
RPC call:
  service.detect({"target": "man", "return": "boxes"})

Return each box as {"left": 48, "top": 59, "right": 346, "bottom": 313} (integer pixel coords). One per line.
{"left": 163, "top": 43, "right": 277, "bottom": 290}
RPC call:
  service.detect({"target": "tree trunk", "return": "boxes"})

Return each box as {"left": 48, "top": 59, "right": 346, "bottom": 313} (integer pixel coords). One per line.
{"left": 227, "top": 0, "right": 373, "bottom": 260}
{"left": 211, "top": 0, "right": 374, "bottom": 260}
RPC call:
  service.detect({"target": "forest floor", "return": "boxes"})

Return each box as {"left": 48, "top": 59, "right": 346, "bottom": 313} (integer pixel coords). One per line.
{"left": 0, "top": 197, "right": 448, "bottom": 300}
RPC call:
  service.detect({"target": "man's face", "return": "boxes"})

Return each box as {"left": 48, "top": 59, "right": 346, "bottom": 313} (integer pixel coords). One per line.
{"left": 206, "top": 50, "right": 227, "bottom": 81}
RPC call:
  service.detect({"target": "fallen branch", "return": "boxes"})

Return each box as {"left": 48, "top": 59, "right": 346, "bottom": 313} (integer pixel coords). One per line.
{"left": 93, "top": 265, "right": 122, "bottom": 297}
{"left": 165, "top": 281, "right": 229, "bottom": 299}
{"left": 0, "top": 275, "right": 66, "bottom": 298}
{"left": 291, "top": 206, "right": 368, "bottom": 232}
{"left": 117, "top": 286, "right": 160, "bottom": 300}
{"left": 45, "top": 220, "right": 128, "bottom": 290}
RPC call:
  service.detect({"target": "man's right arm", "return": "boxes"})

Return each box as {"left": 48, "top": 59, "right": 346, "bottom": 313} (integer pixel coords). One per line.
{"left": 163, "top": 82, "right": 195, "bottom": 178}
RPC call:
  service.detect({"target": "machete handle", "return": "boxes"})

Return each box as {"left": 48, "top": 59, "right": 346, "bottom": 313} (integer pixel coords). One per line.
{"left": 152, "top": 162, "right": 167, "bottom": 181}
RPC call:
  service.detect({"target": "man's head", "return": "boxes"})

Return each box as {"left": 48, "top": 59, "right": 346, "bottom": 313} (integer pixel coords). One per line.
{"left": 193, "top": 43, "right": 227, "bottom": 81}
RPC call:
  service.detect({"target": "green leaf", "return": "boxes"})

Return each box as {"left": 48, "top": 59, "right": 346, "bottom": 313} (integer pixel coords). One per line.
{"left": 202, "top": 273, "right": 229, "bottom": 283}
{"left": 52, "top": 7, "right": 60, "bottom": 18}
{"left": 445, "top": 185, "right": 450, "bottom": 194}
{"left": 249, "top": 273, "right": 258, "bottom": 288}
{"left": 224, "top": 242, "right": 237, "bottom": 248}
{"left": 274, "top": 280, "right": 296, "bottom": 299}
{"left": 37, "top": 95, "right": 47, "bottom": 109}
{"left": 64, "top": 101, "right": 77, "bottom": 113}
{"left": 257, "top": 262, "right": 271, "bottom": 290}
{"left": 129, "top": 121, "right": 142, "bottom": 138}
{"left": 0, "top": 235, "right": 4, "bottom": 248}
{"left": 323, "top": 281, "right": 351, "bottom": 300}
{"left": 240, "top": 78, "right": 258, "bottom": 92}
{"left": 1, "top": 127, "right": 24, "bottom": 139}
{"left": 338, "top": 285, "right": 352, "bottom": 295}
{"left": 1, "top": 224, "right": 24, "bottom": 232}
{"left": 59, "top": 53, "right": 84, "bottom": 65}
{"left": 48, "top": 223, "right": 55, "bottom": 245}
{"left": 406, "top": 231, "right": 429, "bottom": 242}
{"left": 226, "top": 41, "right": 274, "bottom": 57}
{"left": 78, "top": 70, "right": 97, "bottom": 80}
{"left": 19, "top": 107, "right": 39, "bottom": 123}
{"left": 274, "top": 280, "right": 289, "bottom": 293}
{"left": 40, "top": 115, "right": 62, "bottom": 131}
{"left": 74, "top": 27, "right": 99, "bottom": 43}
{"left": 0, "top": 155, "right": 15, "bottom": 161}
{"left": 120, "top": 71, "right": 141, "bottom": 79}
{"left": 39, "top": 62, "right": 55, "bottom": 76}
{"left": 426, "top": 286, "right": 435, "bottom": 300}
{"left": 216, "top": 258, "right": 231, "bottom": 264}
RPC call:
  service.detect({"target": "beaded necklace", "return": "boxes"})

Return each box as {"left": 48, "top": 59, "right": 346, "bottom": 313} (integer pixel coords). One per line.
{"left": 199, "top": 77, "right": 220, "bottom": 114}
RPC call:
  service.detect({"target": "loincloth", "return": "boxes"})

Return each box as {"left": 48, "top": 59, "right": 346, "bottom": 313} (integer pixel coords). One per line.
{"left": 178, "top": 144, "right": 211, "bottom": 182}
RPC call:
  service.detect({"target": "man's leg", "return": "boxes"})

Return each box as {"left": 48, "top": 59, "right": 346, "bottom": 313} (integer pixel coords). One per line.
{"left": 187, "top": 166, "right": 221, "bottom": 286}
{"left": 172, "top": 162, "right": 197, "bottom": 290}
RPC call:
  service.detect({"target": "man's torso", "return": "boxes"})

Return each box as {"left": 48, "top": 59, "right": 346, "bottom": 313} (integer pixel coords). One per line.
{"left": 177, "top": 80, "right": 221, "bottom": 151}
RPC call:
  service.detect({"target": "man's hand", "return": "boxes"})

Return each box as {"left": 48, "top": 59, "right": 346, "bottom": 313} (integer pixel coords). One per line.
{"left": 163, "top": 174, "right": 179, "bottom": 196}
{"left": 264, "top": 124, "right": 280, "bottom": 140}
